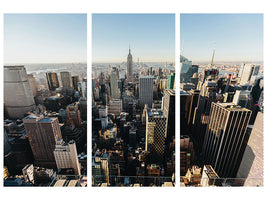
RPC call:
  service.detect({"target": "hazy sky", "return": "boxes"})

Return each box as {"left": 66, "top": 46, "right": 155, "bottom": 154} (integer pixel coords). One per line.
{"left": 92, "top": 14, "right": 175, "bottom": 63}
{"left": 4, "top": 14, "right": 87, "bottom": 64}
{"left": 180, "top": 14, "right": 263, "bottom": 63}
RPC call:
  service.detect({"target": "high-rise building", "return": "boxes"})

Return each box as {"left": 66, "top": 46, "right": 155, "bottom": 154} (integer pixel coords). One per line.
{"left": 27, "top": 74, "right": 38, "bottom": 97}
{"left": 180, "top": 90, "right": 192, "bottom": 135}
{"left": 4, "top": 66, "right": 35, "bottom": 119}
{"left": 236, "top": 111, "right": 263, "bottom": 186}
{"left": 60, "top": 71, "right": 74, "bottom": 96}
{"left": 46, "top": 72, "right": 59, "bottom": 91}
{"left": 239, "top": 63, "right": 260, "bottom": 85}
{"left": 167, "top": 73, "right": 175, "bottom": 89}
{"left": 145, "top": 109, "right": 167, "bottom": 164}
{"left": 191, "top": 81, "right": 217, "bottom": 150}
{"left": 162, "top": 89, "right": 175, "bottom": 144}
{"left": 127, "top": 48, "right": 133, "bottom": 82}
{"left": 202, "top": 102, "right": 252, "bottom": 177}
{"left": 108, "top": 100, "right": 123, "bottom": 116}
{"left": 110, "top": 67, "right": 121, "bottom": 99}
{"left": 72, "top": 76, "right": 80, "bottom": 91}
{"left": 200, "top": 165, "right": 220, "bottom": 187}
{"left": 139, "top": 76, "right": 153, "bottom": 108}
{"left": 23, "top": 115, "right": 62, "bottom": 168}
{"left": 180, "top": 135, "right": 194, "bottom": 176}
{"left": 99, "top": 107, "right": 108, "bottom": 118}
{"left": 66, "top": 103, "right": 82, "bottom": 127}
{"left": 54, "top": 139, "right": 81, "bottom": 175}
{"left": 180, "top": 56, "right": 198, "bottom": 83}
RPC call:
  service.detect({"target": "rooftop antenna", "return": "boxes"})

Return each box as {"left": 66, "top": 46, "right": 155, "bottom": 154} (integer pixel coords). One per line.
{"left": 210, "top": 42, "right": 216, "bottom": 69}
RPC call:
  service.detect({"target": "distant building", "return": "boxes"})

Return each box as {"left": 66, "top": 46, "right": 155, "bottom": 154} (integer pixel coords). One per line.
{"left": 72, "top": 76, "right": 80, "bottom": 91}
{"left": 180, "top": 83, "right": 195, "bottom": 91}
{"left": 46, "top": 72, "right": 59, "bottom": 91}
{"left": 28, "top": 74, "right": 38, "bottom": 97}
{"left": 99, "top": 107, "right": 108, "bottom": 118}
{"left": 60, "top": 71, "right": 74, "bottom": 96}
{"left": 54, "top": 139, "right": 81, "bottom": 175}
{"left": 127, "top": 48, "right": 133, "bottom": 82}
{"left": 110, "top": 67, "right": 121, "bottom": 99}
{"left": 239, "top": 63, "right": 260, "bottom": 85}
{"left": 4, "top": 66, "right": 35, "bottom": 119}
{"left": 167, "top": 73, "right": 175, "bottom": 89}
{"left": 139, "top": 76, "right": 154, "bottom": 108}
{"left": 108, "top": 100, "right": 123, "bottom": 116}
{"left": 66, "top": 103, "right": 82, "bottom": 127}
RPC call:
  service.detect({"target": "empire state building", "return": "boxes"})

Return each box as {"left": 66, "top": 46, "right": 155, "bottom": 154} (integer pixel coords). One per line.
{"left": 127, "top": 48, "right": 133, "bottom": 82}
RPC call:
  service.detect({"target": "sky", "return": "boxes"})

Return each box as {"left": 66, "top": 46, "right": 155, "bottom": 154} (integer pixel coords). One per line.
{"left": 4, "top": 14, "right": 87, "bottom": 64}
{"left": 92, "top": 14, "right": 175, "bottom": 63}
{"left": 180, "top": 14, "right": 263, "bottom": 64}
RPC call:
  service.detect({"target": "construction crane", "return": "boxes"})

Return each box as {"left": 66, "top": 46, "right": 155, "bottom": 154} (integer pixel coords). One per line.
{"left": 210, "top": 48, "right": 215, "bottom": 69}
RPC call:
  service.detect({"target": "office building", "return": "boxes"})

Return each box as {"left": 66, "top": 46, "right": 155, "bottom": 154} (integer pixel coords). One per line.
{"left": 139, "top": 76, "right": 154, "bottom": 108}
{"left": 110, "top": 67, "right": 121, "bottom": 99}
{"left": 191, "top": 80, "right": 217, "bottom": 150}
{"left": 162, "top": 89, "right": 175, "bottom": 144}
{"left": 72, "top": 76, "right": 80, "bottom": 91}
{"left": 108, "top": 100, "right": 123, "bottom": 116}
{"left": 200, "top": 165, "right": 220, "bottom": 187}
{"left": 27, "top": 74, "right": 37, "bottom": 97}
{"left": 180, "top": 135, "right": 194, "bottom": 176}
{"left": 46, "top": 72, "right": 59, "bottom": 91}
{"left": 4, "top": 66, "right": 35, "bottom": 119}
{"left": 237, "top": 111, "right": 263, "bottom": 186}
{"left": 66, "top": 103, "right": 82, "bottom": 127}
{"left": 60, "top": 71, "right": 74, "bottom": 96}
{"left": 23, "top": 115, "right": 62, "bottom": 168}
{"left": 99, "top": 107, "right": 108, "bottom": 118}
{"left": 239, "top": 63, "right": 260, "bottom": 85}
{"left": 202, "top": 102, "right": 252, "bottom": 177}
{"left": 127, "top": 48, "right": 133, "bottom": 82}
{"left": 167, "top": 73, "right": 175, "bottom": 89}
{"left": 54, "top": 139, "right": 81, "bottom": 175}
{"left": 145, "top": 109, "right": 167, "bottom": 164}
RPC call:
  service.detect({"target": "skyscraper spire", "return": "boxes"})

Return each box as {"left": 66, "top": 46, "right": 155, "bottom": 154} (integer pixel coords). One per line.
{"left": 129, "top": 45, "right": 131, "bottom": 54}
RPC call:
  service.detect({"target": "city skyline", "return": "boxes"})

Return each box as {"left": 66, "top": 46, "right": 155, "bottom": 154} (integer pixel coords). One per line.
{"left": 92, "top": 14, "right": 175, "bottom": 63}
{"left": 4, "top": 14, "right": 87, "bottom": 64}
{"left": 180, "top": 14, "right": 263, "bottom": 63}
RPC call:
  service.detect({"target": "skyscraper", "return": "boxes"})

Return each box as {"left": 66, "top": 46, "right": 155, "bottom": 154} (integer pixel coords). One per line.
{"left": 60, "top": 71, "right": 74, "bottom": 96}
{"left": 27, "top": 74, "right": 37, "bottom": 97}
{"left": 54, "top": 139, "right": 81, "bottom": 175}
{"left": 127, "top": 48, "right": 133, "bottom": 82}
{"left": 191, "top": 80, "right": 217, "bottom": 150}
{"left": 145, "top": 109, "right": 167, "bottom": 164}
{"left": 23, "top": 115, "right": 62, "bottom": 168}
{"left": 139, "top": 76, "right": 154, "bottom": 108}
{"left": 66, "top": 103, "right": 82, "bottom": 127}
{"left": 236, "top": 111, "right": 263, "bottom": 186}
{"left": 162, "top": 89, "right": 175, "bottom": 144}
{"left": 239, "top": 63, "right": 260, "bottom": 85}
{"left": 4, "top": 66, "right": 35, "bottom": 119}
{"left": 110, "top": 67, "right": 121, "bottom": 99}
{"left": 46, "top": 72, "right": 59, "bottom": 91}
{"left": 167, "top": 73, "right": 175, "bottom": 89}
{"left": 202, "top": 102, "right": 252, "bottom": 178}
{"left": 72, "top": 75, "right": 80, "bottom": 91}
